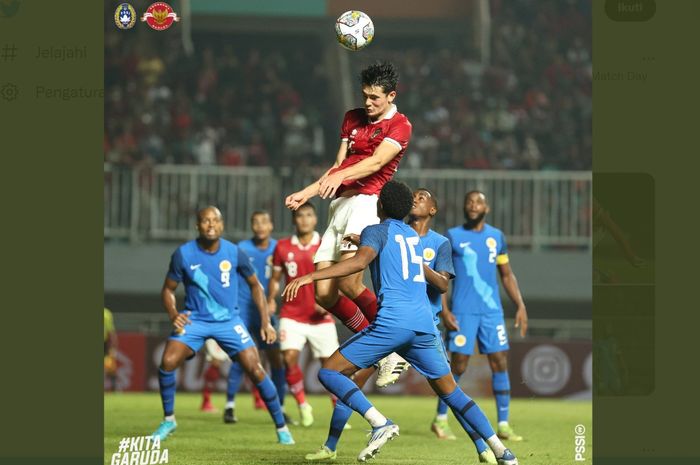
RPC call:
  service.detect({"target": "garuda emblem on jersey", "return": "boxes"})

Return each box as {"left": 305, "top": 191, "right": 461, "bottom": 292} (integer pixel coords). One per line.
{"left": 141, "top": 2, "right": 179, "bottom": 31}
{"left": 370, "top": 128, "right": 382, "bottom": 139}
{"left": 115, "top": 3, "right": 136, "bottom": 30}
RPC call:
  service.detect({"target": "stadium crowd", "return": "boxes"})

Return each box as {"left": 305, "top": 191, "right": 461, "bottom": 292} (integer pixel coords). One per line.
{"left": 104, "top": 0, "right": 590, "bottom": 171}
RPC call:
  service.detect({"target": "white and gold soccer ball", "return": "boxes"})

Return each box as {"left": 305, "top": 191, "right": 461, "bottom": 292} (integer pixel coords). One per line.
{"left": 335, "top": 10, "right": 374, "bottom": 51}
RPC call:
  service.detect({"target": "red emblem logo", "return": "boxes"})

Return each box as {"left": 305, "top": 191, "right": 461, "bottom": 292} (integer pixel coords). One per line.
{"left": 141, "top": 2, "right": 179, "bottom": 31}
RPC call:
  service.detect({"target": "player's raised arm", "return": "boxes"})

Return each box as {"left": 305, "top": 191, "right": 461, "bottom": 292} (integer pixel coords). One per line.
{"left": 319, "top": 139, "right": 400, "bottom": 199}
{"left": 285, "top": 140, "right": 349, "bottom": 210}
{"left": 282, "top": 246, "right": 377, "bottom": 301}
{"left": 497, "top": 261, "right": 528, "bottom": 338}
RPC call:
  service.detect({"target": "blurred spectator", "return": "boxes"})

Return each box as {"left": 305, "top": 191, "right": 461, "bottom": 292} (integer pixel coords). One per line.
{"left": 105, "top": 0, "right": 590, "bottom": 171}
{"left": 104, "top": 307, "right": 119, "bottom": 392}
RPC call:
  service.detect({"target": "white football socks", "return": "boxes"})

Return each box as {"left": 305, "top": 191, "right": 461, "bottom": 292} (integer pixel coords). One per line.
{"left": 485, "top": 435, "right": 506, "bottom": 457}
{"left": 363, "top": 407, "right": 388, "bottom": 428}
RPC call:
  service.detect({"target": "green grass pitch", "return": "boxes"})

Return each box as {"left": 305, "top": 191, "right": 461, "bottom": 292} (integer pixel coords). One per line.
{"left": 105, "top": 393, "right": 591, "bottom": 465}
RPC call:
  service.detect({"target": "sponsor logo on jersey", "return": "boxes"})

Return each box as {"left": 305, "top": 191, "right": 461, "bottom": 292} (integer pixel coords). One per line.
{"left": 190, "top": 264, "right": 201, "bottom": 270}
{"left": 454, "top": 334, "right": 467, "bottom": 347}
{"left": 219, "top": 260, "right": 232, "bottom": 272}
{"left": 141, "top": 2, "right": 179, "bottom": 31}
{"left": 115, "top": 3, "right": 136, "bottom": 29}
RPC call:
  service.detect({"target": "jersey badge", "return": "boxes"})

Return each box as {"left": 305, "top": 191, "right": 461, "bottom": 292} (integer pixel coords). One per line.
{"left": 454, "top": 334, "right": 467, "bottom": 347}
{"left": 370, "top": 128, "right": 382, "bottom": 139}
{"left": 219, "top": 260, "right": 232, "bottom": 272}
{"left": 423, "top": 247, "right": 435, "bottom": 262}
{"left": 141, "top": 2, "right": 179, "bottom": 31}
{"left": 115, "top": 3, "right": 136, "bottom": 29}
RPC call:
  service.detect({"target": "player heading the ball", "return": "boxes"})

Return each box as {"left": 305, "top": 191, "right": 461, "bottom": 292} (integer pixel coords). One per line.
{"left": 285, "top": 61, "right": 412, "bottom": 387}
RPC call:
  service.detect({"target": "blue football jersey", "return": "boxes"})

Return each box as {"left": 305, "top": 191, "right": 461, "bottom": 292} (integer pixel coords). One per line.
{"left": 446, "top": 223, "right": 508, "bottom": 315}
{"left": 237, "top": 238, "right": 277, "bottom": 310}
{"left": 360, "top": 219, "right": 434, "bottom": 332}
{"left": 167, "top": 239, "right": 255, "bottom": 322}
{"left": 419, "top": 229, "right": 455, "bottom": 322}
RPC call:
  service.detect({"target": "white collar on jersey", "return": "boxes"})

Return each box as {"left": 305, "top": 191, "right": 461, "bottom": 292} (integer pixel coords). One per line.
{"left": 370, "top": 104, "right": 397, "bottom": 124}
{"left": 291, "top": 231, "right": 320, "bottom": 250}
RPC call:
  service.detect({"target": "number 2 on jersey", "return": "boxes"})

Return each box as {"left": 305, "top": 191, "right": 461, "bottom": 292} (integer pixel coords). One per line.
{"left": 394, "top": 234, "right": 425, "bottom": 282}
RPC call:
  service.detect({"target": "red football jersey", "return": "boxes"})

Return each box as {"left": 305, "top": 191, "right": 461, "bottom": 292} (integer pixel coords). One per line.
{"left": 273, "top": 232, "right": 333, "bottom": 324}
{"left": 330, "top": 105, "right": 412, "bottom": 196}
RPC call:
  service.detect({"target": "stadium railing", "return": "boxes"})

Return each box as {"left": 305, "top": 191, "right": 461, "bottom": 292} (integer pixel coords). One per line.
{"left": 114, "top": 312, "right": 591, "bottom": 341}
{"left": 104, "top": 164, "right": 591, "bottom": 250}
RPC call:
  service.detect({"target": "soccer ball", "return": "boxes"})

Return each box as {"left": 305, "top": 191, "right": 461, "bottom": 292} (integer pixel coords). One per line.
{"left": 335, "top": 10, "right": 374, "bottom": 51}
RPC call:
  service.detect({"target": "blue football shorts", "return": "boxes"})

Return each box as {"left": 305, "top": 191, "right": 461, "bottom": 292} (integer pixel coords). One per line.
{"left": 339, "top": 320, "right": 450, "bottom": 380}
{"left": 446, "top": 311, "right": 510, "bottom": 355}
{"left": 168, "top": 315, "right": 256, "bottom": 359}
{"left": 240, "top": 304, "right": 280, "bottom": 351}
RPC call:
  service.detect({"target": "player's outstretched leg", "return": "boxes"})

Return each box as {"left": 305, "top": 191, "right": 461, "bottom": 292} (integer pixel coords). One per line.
{"left": 238, "top": 347, "right": 295, "bottom": 445}
{"left": 376, "top": 352, "right": 410, "bottom": 388}
{"left": 318, "top": 368, "right": 399, "bottom": 462}
{"left": 429, "top": 375, "right": 517, "bottom": 465}
{"left": 305, "top": 400, "right": 349, "bottom": 461}
{"left": 441, "top": 388, "right": 516, "bottom": 465}
{"left": 306, "top": 368, "right": 374, "bottom": 461}
{"left": 224, "top": 362, "right": 244, "bottom": 423}
{"left": 334, "top": 277, "right": 409, "bottom": 389}
{"left": 152, "top": 341, "right": 191, "bottom": 441}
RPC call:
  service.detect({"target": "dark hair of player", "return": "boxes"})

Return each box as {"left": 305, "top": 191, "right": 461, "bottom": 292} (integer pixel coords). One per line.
{"left": 416, "top": 187, "right": 438, "bottom": 211}
{"left": 292, "top": 202, "right": 316, "bottom": 219}
{"left": 379, "top": 180, "right": 414, "bottom": 220}
{"left": 251, "top": 210, "right": 271, "bottom": 221}
{"left": 360, "top": 61, "right": 399, "bottom": 94}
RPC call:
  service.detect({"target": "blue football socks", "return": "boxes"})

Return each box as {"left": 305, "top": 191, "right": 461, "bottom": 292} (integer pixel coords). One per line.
{"left": 158, "top": 368, "right": 177, "bottom": 417}
{"left": 492, "top": 371, "right": 511, "bottom": 423}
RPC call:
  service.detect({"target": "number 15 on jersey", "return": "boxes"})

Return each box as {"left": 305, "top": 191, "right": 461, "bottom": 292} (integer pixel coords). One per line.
{"left": 394, "top": 234, "right": 425, "bottom": 282}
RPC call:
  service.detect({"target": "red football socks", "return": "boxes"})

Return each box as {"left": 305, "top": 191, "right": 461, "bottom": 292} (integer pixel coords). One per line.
{"left": 328, "top": 295, "right": 369, "bottom": 333}
{"left": 353, "top": 288, "right": 378, "bottom": 322}
{"left": 286, "top": 364, "right": 307, "bottom": 406}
